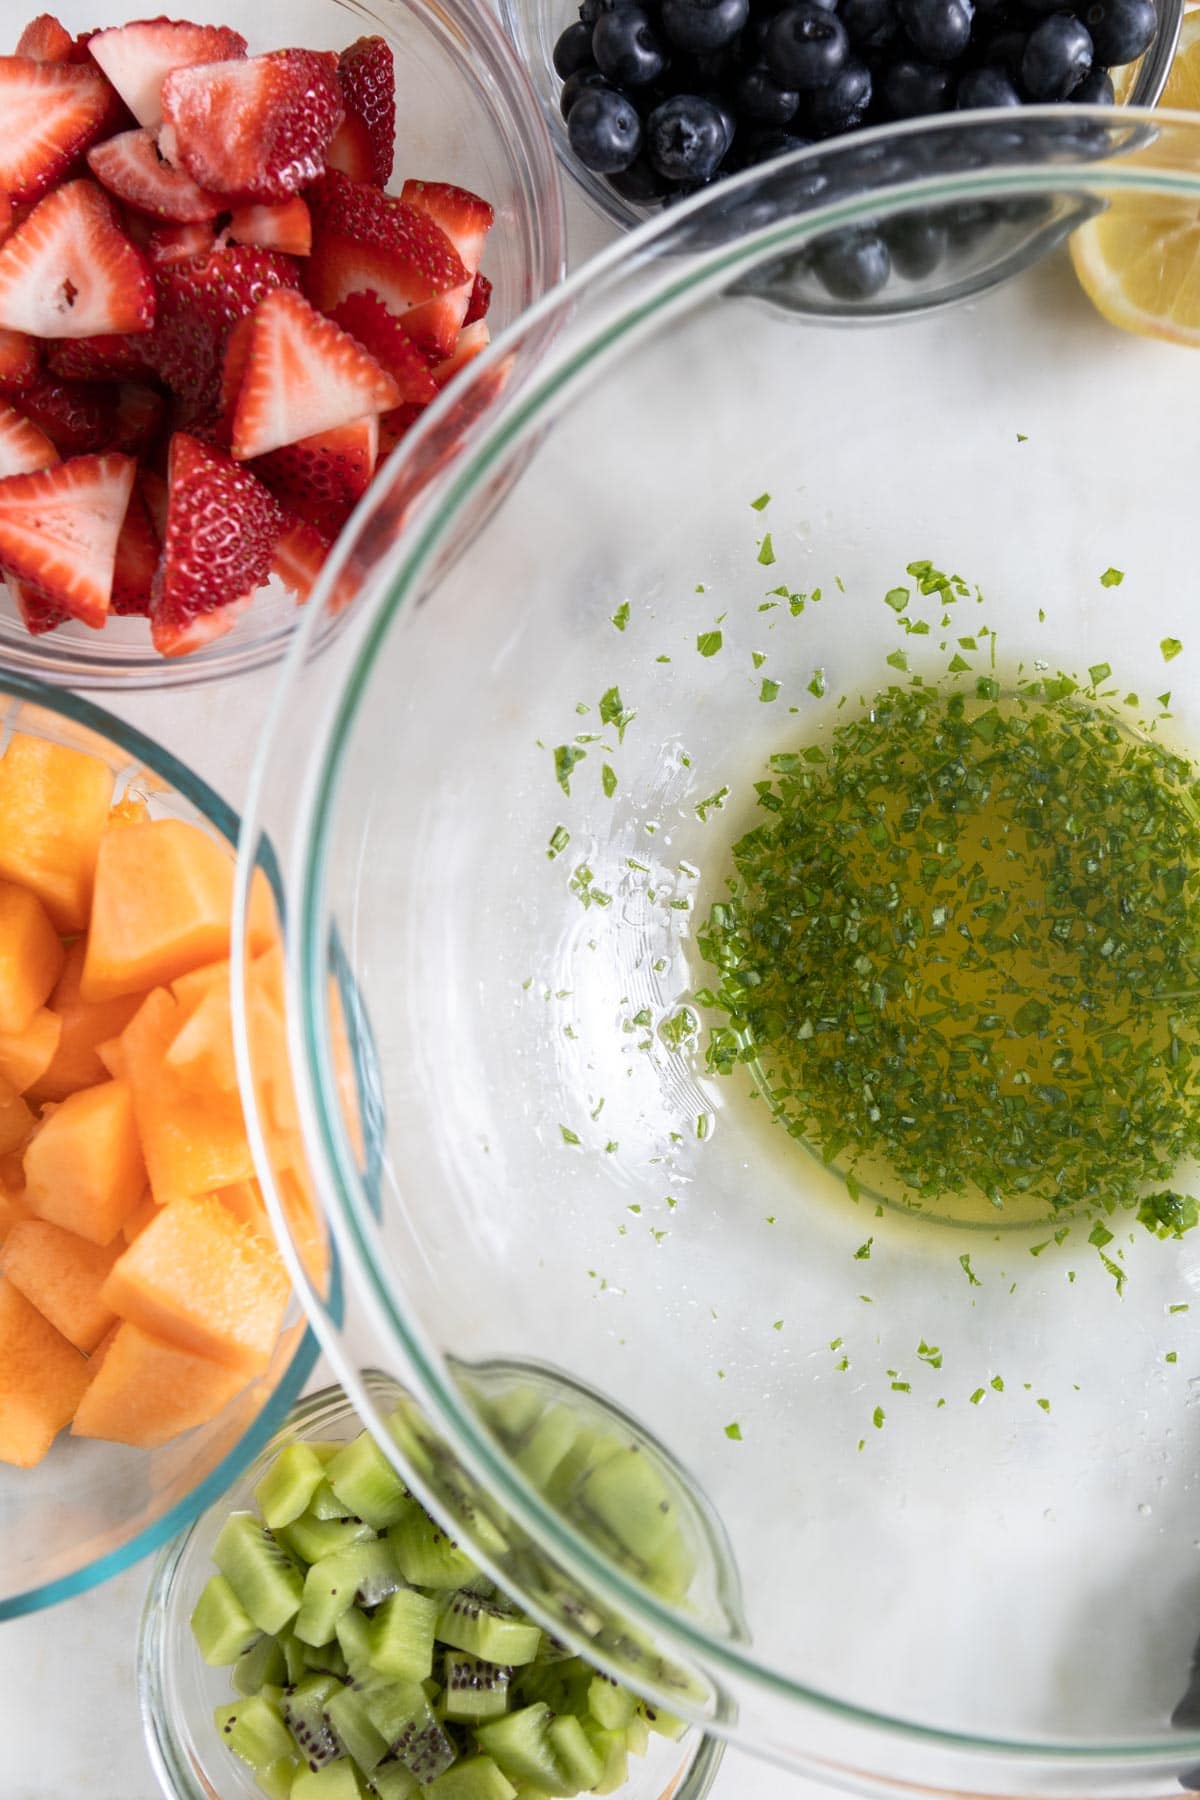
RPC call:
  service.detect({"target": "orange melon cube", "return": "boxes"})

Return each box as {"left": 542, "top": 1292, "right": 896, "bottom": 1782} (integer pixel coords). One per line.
{"left": 275, "top": 1163, "right": 329, "bottom": 1292}
{"left": 119, "top": 990, "right": 254, "bottom": 1204}
{"left": 24, "top": 1079, "right": 147, "bottom": 1245}
{"left": 0, "top": 1180, "right": 29, "bottom": 1247}
{"left": 101, "top": 1194, "right": 289, "bottom": 1374}
{"left": 0, "top": 1006, "right": 62, "bottom": 1094}
{"left": 72, "top": 1321, "right": 246, "bottom": 1448}
{"left": 0, "top": 1074, "right": 33, "bottom": 1157}
{"left": 0, "top": 880, "right": 64, "bottom": 1035}
{"left": 170, "top": 958, "right": 230, "bottom": 1017}
{"left": 81, "top": 818, "right": 237, "bottom": 1003}
{"left": 1, "top": 1218, "right": 120, "bottom": 1352}
{"left": 212, "top": 1179, "right": 272, "bottom": 1242}
{"left": 0, "top": 1278, "right": 90, "bottom": 1466}
{"left": 121, "top": 1192, "right": 159, "bottom": 1244}
{"left": 247, "top": 946, "right": 300, "bottom": 1136}
{"left": 166, "top": 983, "right": 237, "bottom": 1093}
{"left": 95, "top": 1035, "right": 124, "bottom": 1080}
{"left": 0, "top": 734, "right": 115, "bottom": 934}
{"left": 107, "top": 793, "right": 150, "bottom": 829}
{"left": 247, "top": 866, "right": 282, "bottom": 957}
{"left": 28, "top": 938, "right": 146, "bottom": 1103}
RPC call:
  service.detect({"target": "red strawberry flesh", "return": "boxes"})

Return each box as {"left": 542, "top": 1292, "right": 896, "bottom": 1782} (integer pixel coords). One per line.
{"left": 162, "top": 49, "right": 343, "bottom": 205}
{"left": 15, "top": 14, "right": 75, "bottom": 62}
{"left": 152, "top": 430, "right": 284, "bottom": 649}
{"left": 0, "top": 179, "right": 155, "bottom": 339}
{"left": 305, "top": 172, "right": 466, "bottom": 316}
{"left": 149, "top": 240, "right": 299, "bottom": 412}
{"left": 88, "top": 18, "right": 247, "bottom": 129}
{"left": 336, "top": 36, "right": 394, "bottom": 187}
{"left": 17, "top": 372, "right": 120, "bottom": 457}
{"left": 0, "top": 450, "right": 136, "bottom": 626}
{"left": 251, "top": 414, "right": 378, "bottom": 539}
{"left": 400, "top": 180, "right": 494, "bottom": 276}
{"left": 0, "top": 399, "right": 58, "bottom": 477}
{"left": 87, "top": 127, "right": 222, "bottom": 223}
{"left": 0, "top": 55, "right": 124, "bottom": 203}
{"left": 329, "top": 291, "right": 437, "bottom": 405}
{"left": 229, "top": 288, "right": 399, "bottom": 461}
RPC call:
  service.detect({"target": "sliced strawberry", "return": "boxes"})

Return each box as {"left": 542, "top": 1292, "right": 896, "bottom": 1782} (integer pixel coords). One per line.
{"left": 145, "top": 218, "right": 215, "bottom": 266}
{"left": 464, "top": 270, "right": 492, "bottom": 328}
{"left": 214, "top": 311, "right": 254, "bottom": 447}
{"left": 161, "top": 50, "right": 343, "bottom": 206}
{"left": 0, "top": 179, "right": 154, "bottom": 340}
{"left": 109, "top": 474, "right": 159, "bottom": 614}
{"left": 251, "top": 414, "right": 378, "bottom": 539}
{"left": 151, "top": 430, "right": 284, "bottom": 654}
{"left": 432, "top": 319, "right": 491, "bottom": 388}
{"left": 88, "top": 19, "right": 247, "bottom": 130}
{"left": 0, "top": 55, "right": 123, "bottom": 204}
{"left": 329, "top": 291, "right": 437, "bottom": 405}
{"left": 336, "top": 37, "right": 394, "bottom": 188}
{"left": 48, "top": 331, "right": 155, "bottom": 382}
{"left": 0, "top": 399, "right": 58, "bottom": 477}
{"left": 0, "top": 330, "right": 39, "bottom": 391}
{"left": 325, "top": 112, "right": 374, "bottom": 186}
{"left": 9, "top": 576, "right": 68, "bottom": 634}
{"left": 111, "top": 381, "right": 166, "bottom": 456}
{"left": 139, "top": 464, "right": 167, "bottom": 537}
{"left": 270, "top": 514, "right": 331, "bottom": 604}
{"left": 17, "top": 372, "right": 118, "bottom": 456}
{"left": 304, "top": 172, "right": 466, "bottom": 317}
{"left": 395, "top": 280, "right": 472, "bottom": 361}
{"left": 149, "top": 241, "right": 300, "bottom": 411}
{"left": 0, "top": 451, "right": 135, "bottom": 627}
{"left": 229, "top": 289, "right": 399, "bottom": 461}
{"left": 378, "top": 400, "right": 426, "bottom": 459}
{"left": 16, "top": 15, "right": 75, "bottom": 62}
{"left": 0, "top": 195, "right": 11, "bottom": 250}
{"left": 400, "top": 181, "right": 493, "bottom": 277}
{"left": 227, "top": 197, "right": 311, "bottom": 257}
{"left": 87, "top": 127, "right": 221, "bottom": 223}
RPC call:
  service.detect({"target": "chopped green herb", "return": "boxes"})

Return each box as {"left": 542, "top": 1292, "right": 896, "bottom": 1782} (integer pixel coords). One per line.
{"left": 1017, "top": 432, "right": 1028, "bottom": 443}
{"left": 1170, "top": 1303, "right": 1190, "bottom": 1314}
{"left": 553, "top": 744, "right": 586, "bottom": 794}
{"left": 1162, "top": 638, "right": 1184, "bottom": 662}
{"left": 1036, "top": 1397, "right": 1051, "bottom": 1412}
{"left": 990, "top": 1375, "right": 1004, "bottom": 1392}
{"left": 807, "top": 668, "right": 826, "bottom": 698}
{"left": 917, "top": 1340, "right": 943, "bottom": 1369}
{"left": 601, "top": 763, "right": 617, "bottom": 798}
{"left": 750, "top": 492, "right": 771, "bottom": 511}
{"left": 695, "top": 786, "right": 729, "bottom": 823}
{"left": 854, "top": 1237, "right": 873, "bottom": 1260}
{"left": 611, "top": 600, "right": 630, "bottom": 631}
{"left": 757, "top": 534, "right": 776, "bottom": 566}
{"left": 959, "top": 1253, "right": 981, "bottom": 1288}
{"left": 884, "top": 587, "right": 909, "bottom": 613}
{"left": 697, "top": 630, "right": 723, "bottom": 658}
{"left": 546, "top": 824, "right": 570, "bottom": 860}
{"left": 872, "top": 1406, "right": 885, "bottom": 1429}
{"left": 969, "top": 1388, "right": 985, "bottom": 1405}
{"left": 752, "top": 650, "right": 767, "bottom": 669}
{"left": 773, "top": 1319, "right": 783, "bottom": 1331}
{"left": 1100, "top": 567, "right": 1124, "bottom": 588}
{"left": 1137, "top": 1191, "right": 1199, "bottom": 1240}
{"left": 1088, "top": 1222, "right": 1114, "bottom": 1249}
{"left": 759, "top": 677, "right": 781, "bottom": 703}
{"left": 598, "top": 686, "right": 635, "bottom": 742}
{"left": 724, "top": 1421, "right": 742, "bottom": 1441}
{"left": 559, "top": 1125, "right": 580, "bottom": 1146}
{"left": 1088, "top": 662, "right": 1112, "bottom": 687}
{"left": 1166, "top": 1351, "right": 1178, "bottom": 1363}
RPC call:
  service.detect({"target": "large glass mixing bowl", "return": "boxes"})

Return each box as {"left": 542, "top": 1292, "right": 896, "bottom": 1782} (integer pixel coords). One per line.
{"left": 238, "top": 110, "right": 1200, "bottom": 1796}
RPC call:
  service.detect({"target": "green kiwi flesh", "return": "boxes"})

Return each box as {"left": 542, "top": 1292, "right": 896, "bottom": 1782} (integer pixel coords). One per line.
{"left": 256, "top": 1443, "right": 329, "bottom": 1531}
{"left": 191, "top": 1572, "right": 261, "bottom": 1666}
{"left": 425, "top": 1756, "right": 518, "bottom": 1800}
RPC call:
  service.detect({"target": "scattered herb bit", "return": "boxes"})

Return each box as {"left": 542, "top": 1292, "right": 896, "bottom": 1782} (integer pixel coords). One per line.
{"left": 829, "top": 1336, "right": 843, "bottom": 1351}
{"left": 1170, "top": 1303, "right": 1190, "bottom": 1314}
{"left": 917, "top": 1340, "right": 943, "bottom": 1369}
{"left": 559, "top": 1125, "right": 580, "bottom": 1146}
{"left": 601, "top": 763, "right": 618, "bottom": 798}
{"left": 546, "top": 825, "right": 570, "bottom": 861}
{"left": 553, "top": 744, "right": 586, "bottom": 794}
{"left": 1137, "top": 1191, "right": 1199, "bottom": 1240}
{"left": 1099, "top": 1252, "right": 1127, "bottom": 1296}
{"left": 697, "top": 630, "right": 723, "bottom": 658}
{"left": 760, "top": 678, "right": 781, "bottom": 703}
{"left": 1017, "top": 432, "right": 1028, "bottom": 442}
{"left": 752, "top": 651, "right": 767, "bottom": 670}
{"left": 750, "top": 492, "right": 771, "bottom": 511}
{"left": 960, "top": 1254, "right": 981, "bottom": 1288}
{"left": 1036, "top": 1397, "right": 1051, "bottom": 1412}
{"left": 1088, "top": 662, "right": 1112, "bottom": 687}
{"left": 757, "top": 534, "right": 776, "bottom": 567}
{"left": 990, "top": 1375, "right": 1004, "bottom": 1392}
{"left": 605, "top": 1140, "right": 618, "bottom": 1154}
{"left": 773, "top": 1319, "right": 783, "bottom": 1331}
{"left": 724, "top": 1421, "right": 743, "bottom": 1441}
{"left": 872, "top": 1406, "right": 885, "bottom": 1429}
{"left": 884, "top": 587, "right": 909, "bottom": 613}
{"left": 695, "top": 786, "right": 729, "bottom": 823}
{"left": 885, "top": 649, "right": 908, "bottom": 672}
{"left": 807, "top": 668, "right": 827, "bottom": 698}
{"left": 598, "top": 686, "right": 635, "bottom": 742}
{"left": 969, "top": 1388, "right": 985, "bottom": 1405}
{"left": 1161, "top": 638, "right": 1184, "bottom": 663}
{"left": 659, "top": 1007, "right": 699, "bottom": 1050}
{"left": 1088, "top": 1222, "right": 1114, "bottom": 1249}
{"left": 854, "top": 1238, "right": 873, "bottom": 1260}
{"left": 1166, "top": 1351, "right": 1178, "bottom": 1363}
{"left": 1100, "top": 567, "right": 1124, "bottom": 588}
{"left": 611, "top": 600, "right": 630, "bottom": 631}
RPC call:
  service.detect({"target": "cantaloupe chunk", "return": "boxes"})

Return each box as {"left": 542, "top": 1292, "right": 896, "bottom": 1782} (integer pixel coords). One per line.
{"left": 101, "top": 1194, "right": 289, "bottom": 1374}
{"left": 24, "top": 1079, "right": 147, "bottom": 1245}
{"left": 121, "top": 1192, "right": 159, "bottom": 1244}
{"left": 212, "top": 1179, "right": 272, "bottom": 1242}
{"left": 0, "top": 880, "right": 64, "bottom": 1035}
{"left": 0, "top": 1073, "right": 34, "bottom": 1157}
{"left": 0, "top": 1006, "right": 62, "bottom": 1094}
{"left": 119, "top": 990, "right": 254, "bottom": 1204}
{"left": 29, "top": 938, "right": 146, "bottom": 1103}
{"left": 1, "top": 1218, "right": 120, "bottom": 1352}
{"left": 170, "top": 958, "right": 230, "bottom": 1017}
{"left": 275, "top": 1163, "right": 329, "bottom": 1291}
{"left": 166, "top": 983, "right": 237, "bottom": 1092}
{"left": 247, "top": 866, "right": 282, "bottom": 958}
{"left": 0, "top": 734, "right": 115, "bottom": 933}
{"left": 247, "top": 946, "right": 300, "bottom": 1136}
{"left": 81, "top": 819, "right": 237, "bottom": 1003}
{"left": 0, "top": 1278, "right": 90, "bottom": 1466}
{"left": 0, "top": 1180, "right": 29, "bottom": 1248}
{"left": 72, "top": 1320, "right": 246, "bottom": 1448}
{"left": 108, "top": 793, "right": 149, "bottom": 829}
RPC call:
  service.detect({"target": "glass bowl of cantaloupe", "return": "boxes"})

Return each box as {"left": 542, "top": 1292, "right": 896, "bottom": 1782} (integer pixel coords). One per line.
{"left": 0, "top": 670, "right": 316, "bottom": 1620}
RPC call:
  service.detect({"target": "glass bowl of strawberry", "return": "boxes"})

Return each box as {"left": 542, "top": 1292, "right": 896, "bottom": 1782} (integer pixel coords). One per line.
{"left": 0, "top": 1, "right": 565, "bottom": 685}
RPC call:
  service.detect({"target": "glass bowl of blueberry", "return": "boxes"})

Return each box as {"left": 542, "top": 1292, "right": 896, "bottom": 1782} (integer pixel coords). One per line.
{"left": 501, "top": 0, "right": 1181, "bottom": 225}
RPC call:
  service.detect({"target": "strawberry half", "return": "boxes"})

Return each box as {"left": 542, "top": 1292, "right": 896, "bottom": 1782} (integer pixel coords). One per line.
{"left": 0, "top": 451, "right": 136, "bottom": 627}
{"left": 251, "top": 414, "right": 379, "bottom": 539}
{"left": 111, "top": 382, "right": 167, "bottom": 457}
{"left": 9, "top": 577, "right": 68, "bottom": 634}
{"left": 400, "top": 180, "right": 494, "bottom": 276}
{"left": 0, "top": 196, "right": 11, "bottom": 251}
{"left": 329, "top": 292, "right": 437, "bottom": 405}
{"left": 88, "top": 18, "right": 247, "bottom": 130}
{"left": 15, "top": 14, "right": 74, "bottom": 63}
{"left": 0, "top": 55, "right": 123, "bottom": 203}
{"left": 270, "top": 514, "right": 331, "bottom": 605}
{"left": 145, "top": 219, "right": 216, "bottom": 267}
{"left": 0, "top": 399, "right": 58, "bottom": 477}
{"left": 304, "top": 172, "right": 466, "bottom": 317}
{"left": 464, "top": 270, "right": 492, "bottom": 328}
{"left": 228, "top": 288, "right": 399, "bottom": 461}
{"left": 150, "top": 241, "right": 300, "bottom": 412}
{"left": 325, "top": 113, "right": 375, "bottom": 186}
{"left": 0, "top": 179, "right": 154, "bottom": 340}
{"left": 227, "top": 198, "right": 311, "bottom": 257}
{"left": 17, "top": 372, "right": 119, "bottom": 457}
{"left": 336, "top": 36, "right": 394, "bottom": 188}
{"left": 432, "top": 318, "right": 491, "bottom": 388}
{"left": 47, "top": 331, "right": 155, "bottom": 384}
{"left": 161, "top": 50, "right": 343, "bottom": 206}
{"left": 394, "top": 281, "right": 472, "bottom": 361}
{"left": 151, "top": 431, "right": 284, "bottom": 655}
{"left": 0, "top": 331, "right": 39, "bottom": 391}
{"left": 87, "top": 127, "right": 221, "bottom": 223}
{"left": 109, "top": 475, "right": 159, "bottom": 615}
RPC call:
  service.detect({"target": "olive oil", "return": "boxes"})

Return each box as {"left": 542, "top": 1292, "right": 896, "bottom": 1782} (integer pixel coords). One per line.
{"left": 699, "top": 678, "right": 1200, "bottom": 1227}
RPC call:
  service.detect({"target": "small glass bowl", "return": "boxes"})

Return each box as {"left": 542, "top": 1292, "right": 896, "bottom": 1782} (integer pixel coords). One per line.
{"left": 500, "top": 0, "right": 1184, "bottom": 231}
{"left": 0, "top": 0, "right": 566, "bottom": 690}
{"left": 0, "top": 671, "right": 317, "bottom": 1621}
{"left": 138, "top": 1383, "right": 726, "bottom": 1800}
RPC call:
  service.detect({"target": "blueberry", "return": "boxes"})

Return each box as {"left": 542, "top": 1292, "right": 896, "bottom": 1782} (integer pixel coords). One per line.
{"left": 813, "top": 226, "right": 891, "bottom": 298}
{"left": 1080, "top": 0, "right": 1156, "bottom": 66}
{"left": 897, "top": 0, "right": 975, "bottom": 61}
{"left": 1070, "top": 63, "right": 1115, "bottom": 99}
{"left": 885, "top": 209, "right": 948, "bottom": 277}
{"left": 733, "top": 62, "right": 801, "bottom": 121}
{"left": 567, "top": 86, "right": 644, "bottom": 169}
{"left": 554, "top": 20, "right": 597, "bottom": 77}
{"left": 982, "top": 27, "right": 1030, "bottom": 73}
{"left": 943, "top": 198, "right": 997, "bottom": 249}
{"left": 661, "top": 0, "right": 751, "bottom": 50}
{"left": 646, "top": 93, "right": 731, "bottom": 178}
{"left": 1020, "top": 12, "right": 1092, "bottom": 96}
{"left": 722, "top": 125, "right": 812, "bottom": 168}
{"left": 559, "top": 65, "right": 612, "bottom": 117}
{"left": 692, "top": 41, "right": 743, "bottom": 79}
{"left": 956, "top": 63, "right": 1022, "bottom": 102}
{"left": 579, "top": 0, "right": 603, "bottom": 26}
{"left": 765, "top": 2, "right": 850, "bottom": 86}
{"left": 880, "top": 56, "right": 954, "bottom": 113}
{"left": 800, "top": 57, "right": 873, "bottom": 131}
{"left": 606, "top": 150, "right": 675, "bottom": 197}
{"left": 592, "top": 7, "right": 668, "bottom": 84}
{"left": 840, "top": 0, "right": 900, "bottom": 48}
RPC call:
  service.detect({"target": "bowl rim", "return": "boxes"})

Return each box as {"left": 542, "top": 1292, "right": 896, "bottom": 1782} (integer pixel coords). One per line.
{"left": 0, "top": 667, "right": 319, "bottom": 1623}
{"left": 239, "top": 106, "right": 1200, "bottom": 1780}
{"left": 0, "top": 0, "right": 568, "bottom": 694}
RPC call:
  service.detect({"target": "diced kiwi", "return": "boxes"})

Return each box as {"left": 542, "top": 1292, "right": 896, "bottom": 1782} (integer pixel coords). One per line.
{"left": 425, "top": 1757, "right": 518, "bottom": 1800}
{"left": 389, "top": 1507, "right": 479, "bottom": 1589}
{"left": 296, "top": 1540, "right": 401, "bottom": 1646}
{"left": 277, "top": 1510, "right": 378, "bottom": 1565}
{"left": 255, "top": 1442, "right": 329, "bottom": 1530}
{"left": 542, "top": 1425, "right": 609, "bottom": 1510}
{"left": 302, "top": 1636, "right": 350, "bottom": 1681}
{"left": 233, "top": 1632, "right": 287, "bottom": 1696}
{"left": 582, "top": 1725, "right": 628, "bottom": 1797}
{"left": 512, "top": 1408, "right": 578, "bottom": 1493}
{"left": 624, "top": 1708, "right": 649, "bottom": 1758}
{"left": 441, "top": 1651, "right": 513, "bottom": 1724}
{"left": 547, "top": 1712, "right": 603, "bottom": 1791}
{"left": 283, "top": 1674, "right": 342, "bottom": 1771}
{"left": 574, "top": 1447, "right": 675, "bottom": 1567}
{"left": 366, "top": 1587, "right": 439, "bottom": 1681}
{"left": 213, "top": 1513, "right": 305, "bottom": 1635}
{"left": 323, "top": 1685, "right": 389, "bottom": 1774}
{"left": 214, "top": 1694, "right": 296, "bottom": 1772}
{"left": 366, "top": 1761, "right": 420, "bottom": 1800}
{"left": 475, "top": 1704, "right": 565, "bottom": 1790}
{"left": 512, "top": 1657, "right": 590, "bottom": 1718}
{"left": 309, "top": 1479, "right": 356, "bottom": 1521}
{"left": 587, "top": 1673, "right": 636, "bottom": 1733}
{"left": 292, "top": 1759, "right": 365, "bottom": 1800}
{"left": 327, "top": 1432, "right": 411, "bottom": 1528}
{"left": 364, "top": 1681, "right": 456, "bottom": 1783}
{"left": 191, "top": 1572, "right": 261, "bottom": 1666}
{"left": 437, "top": 1593, "right": 541, "bottom": 1667}
{"left": 640, "top": 1700, "right": 685, "bottom": 1740}
{"left": 334, "top": 1606, "right": 376, "bottom": 1684}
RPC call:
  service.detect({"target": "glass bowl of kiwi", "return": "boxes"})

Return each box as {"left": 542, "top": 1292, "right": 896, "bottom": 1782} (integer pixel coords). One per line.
{"left": 139, "top": 1382, "right": 727, "bottom": 1800}
{"left": 237, "top": 109, "right": 1200, "bottom": 1798}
